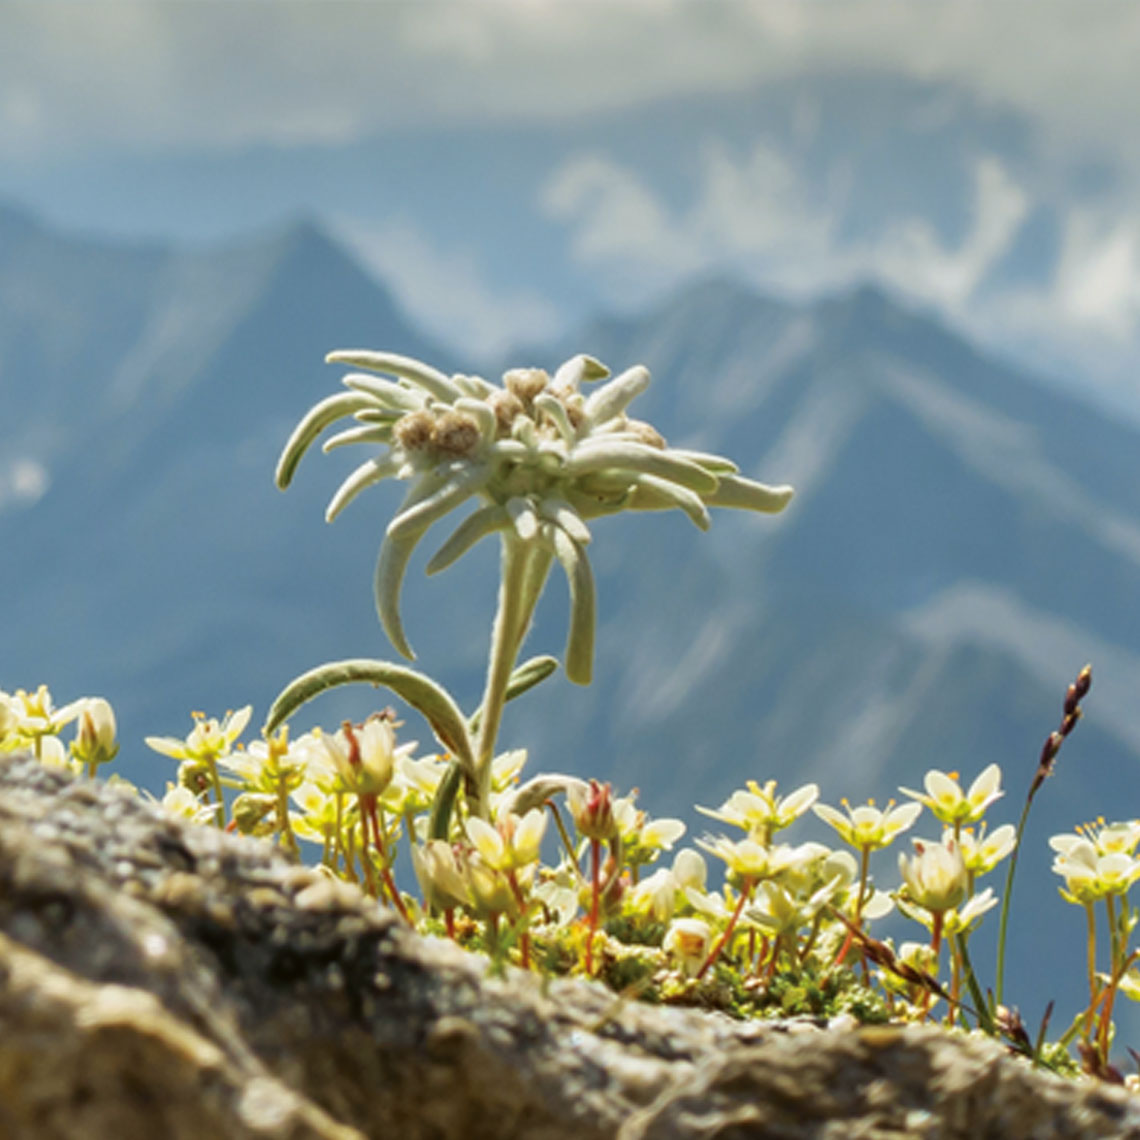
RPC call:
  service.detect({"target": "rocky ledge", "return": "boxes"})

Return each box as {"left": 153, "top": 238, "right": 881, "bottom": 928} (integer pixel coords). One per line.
{"left": 2, "top": 751, "right": 1138, "bottom": 1139}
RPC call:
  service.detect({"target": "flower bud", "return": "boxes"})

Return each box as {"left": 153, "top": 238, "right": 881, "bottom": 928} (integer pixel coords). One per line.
{"left": 567, "top": 779, "right": 617, "bottom": 841}
{"left": 663, "top": 917, "right": 713, "bottom": 977}
{"left": 325, "top": 717, "right": 395, "bottom": 797}
{"left": 71, "top": 697, "right": 119, "bottom": 771}
{"left": 898, "top": 838, "right": 968, "bottom": 913}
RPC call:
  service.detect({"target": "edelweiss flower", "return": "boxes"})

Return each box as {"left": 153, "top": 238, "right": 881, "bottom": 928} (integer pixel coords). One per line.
{"left": 277, "top": 351, "right": 793, "bottom": 682}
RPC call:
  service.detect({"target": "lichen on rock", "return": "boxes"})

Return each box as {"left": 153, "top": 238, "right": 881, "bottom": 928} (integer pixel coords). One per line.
{"left": 1, "top": 752, "right": 1137, "bottom": 1140}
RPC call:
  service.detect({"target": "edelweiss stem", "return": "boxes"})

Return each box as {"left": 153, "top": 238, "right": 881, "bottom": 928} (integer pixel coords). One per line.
{"left": 473, "top": 536, "right": 532, "bottom": 815}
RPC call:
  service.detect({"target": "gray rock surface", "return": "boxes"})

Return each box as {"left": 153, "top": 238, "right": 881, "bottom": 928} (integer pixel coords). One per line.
{"left": 2, "top": 751, "right": 1138, "bottom": 1140}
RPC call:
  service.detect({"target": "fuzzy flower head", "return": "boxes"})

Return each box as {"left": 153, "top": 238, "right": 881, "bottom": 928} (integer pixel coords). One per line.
{"left": 276, "top": 350, "right": 793, "bottom": 682}
{"left": 899, "top": 764, "right": 1003, "bottom": 827}
{"left": 812, "top": 798, "right": 922, "bottom": 852}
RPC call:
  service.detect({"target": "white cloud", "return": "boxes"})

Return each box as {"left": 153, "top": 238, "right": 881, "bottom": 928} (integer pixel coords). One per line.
{"left": 1054, "top": 214, "right": 1140, "bottom": 341}
{"left": 331, "top": 217, "right": 562, "bottom": 360}
{"left": 3, "top": 2, "right": 1140, "bottom": 170}
{"left": 0, "top": 458, "right": 49, "bottom": 511}
{"left": 542, "top": 139, "right": 1140, "bottom": 407}
{"left": 871, "top": 158, "right": 1029, "bottom": 311}
{"left": 543, "top": 143, "right": 1030, "bottom": 312}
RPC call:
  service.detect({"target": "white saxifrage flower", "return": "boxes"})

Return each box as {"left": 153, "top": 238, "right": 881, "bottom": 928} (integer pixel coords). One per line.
{"left": 898, "top": 838, "right": 969, "bottom": 914}
{"left": 899, "top": 764, "right": 1004, "bottom": 827}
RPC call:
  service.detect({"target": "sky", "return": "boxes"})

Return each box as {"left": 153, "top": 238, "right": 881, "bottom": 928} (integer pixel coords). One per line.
{"left": 4, "top": 1, "right": 1140, "bottom": 405}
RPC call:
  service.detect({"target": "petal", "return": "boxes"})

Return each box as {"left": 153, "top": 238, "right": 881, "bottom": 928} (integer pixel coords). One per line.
{"left": 144, "top": 736, "right": 190, "bottom": 760}
{"left": 967, "top": 763, "right": 1003, "bottom": 802}
{"left": 923, "top": 770, "right": 963, "bottom": 807}
{"left": 465, "top": 816, "right": 504, "bottom": 864}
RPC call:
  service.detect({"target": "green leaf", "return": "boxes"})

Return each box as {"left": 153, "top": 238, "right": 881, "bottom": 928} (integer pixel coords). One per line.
{"left": 275, "top": 391, "right": 379, "bottom": 489}
{"left": 327, "top": 350, "right": 463, "bottom": 404}
{"left": 375, "top": 530, "right": 422, "bottom": 660}
{"left": 264, "top": 659, "right": 476, "bottom": 779}
{"left": 703, "top": 473, "right": 795, "bottom": 513}
{"left": 668, "top": 448, "right": 740, "bottom": 474}
{"left": 564, "top": 440, "right": 718, "bottom": 495}
{"left": 429, "top": 760, "right": 465, "bottom": 840}
{"left": 552, "top": 354, "right": 610, "bottom": 390}
{"left": 426, "top": 503, "right": 510, "bottom": 575}
{"left": 582, "top": 365, "right": 650, "bottom": 425}
{"left": 468, "top": 654, "right": 559, "bottom": 735}
{"left": 322, "top": 423, "right": 396, "bottom": 452}
{"left": 626, "top": 473, "right": 711, "bottom": 529}
{"left": 550, "top": 526, "right": 595, "bottom": 685}
{"left": 341, "top": 372, "right": 425, "bottom": 412}
{"left": 326, "top": 455, "right": 401, "bottom": 522}
{"left": 373, "top": 472, "right": 454, "bottom": 657}
{"left": 386, "top": 463, "right": 492, "bottom": 543}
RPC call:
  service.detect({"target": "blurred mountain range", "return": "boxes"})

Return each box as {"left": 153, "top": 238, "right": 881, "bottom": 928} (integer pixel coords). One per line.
{"left": 2, "top": 200, "right": 1138, "bottom": 1025}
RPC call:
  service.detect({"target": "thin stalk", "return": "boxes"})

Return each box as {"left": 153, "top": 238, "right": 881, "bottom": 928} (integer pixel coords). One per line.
{"left": 922, "top": 911, "right": 945, "bottom": 1022}
{"left": 995, "top": 793, "right": 1033, "bottom": 1006}
{"left": 275, "top": 772, "right": 299, "bottom": 858}
{"left": 473, "top": 537, "right": 531, "bottom": 814}
{"left": 205, "top": 755, "right": 228, "bottom": 827}
{"left": 697, "top": 877, "right": 755, "bottom": 980}
{"left": 585, "top": 837, "right": 602, "bottom": 975}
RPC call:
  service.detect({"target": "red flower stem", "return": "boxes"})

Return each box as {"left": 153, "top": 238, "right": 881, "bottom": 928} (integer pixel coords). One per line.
{"left": 585, "top": 837, "right": 601, "bottom": 975}
{"left": 697, "top": 877, "right": 755, "bottom": 980}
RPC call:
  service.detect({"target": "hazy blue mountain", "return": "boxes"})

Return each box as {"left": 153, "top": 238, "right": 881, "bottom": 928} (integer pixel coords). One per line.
{"left": 2, "top": 205, "right": 1138, "bottom": 1030}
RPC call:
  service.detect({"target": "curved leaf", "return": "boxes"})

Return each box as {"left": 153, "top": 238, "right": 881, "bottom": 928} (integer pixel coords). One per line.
{"left": 582, "top": 365, "right": 650, "bottom": 426}
{"left": 626, "top": 473, "right": 711, "bottom": 530}
{"left": 703, "top": 473, "right": 795, "bottom": 514}
{"left": 550, "top": 526, "right": 596, "bottom": 685}
{"left": 552, "top": 354, "right": 609, "bottom": 391}
{"left": 468, "top": 654, "right": 560, "bottom": 735}
{"left": 275, "top": 391, "right": 379, "bottom": 489}
{"left": 668, "top": 448, "right": 740, "bottom": 474}
{"left": 504, "top": 773, "right": 589, "bottom": 819}
{"left": 264, "top": 658, "right": 476, "bottom": 778}
{"left": 428, "top": 759, "right": 465, "bottom": 840}
{"left": 426, "top": 503, "right": 510, "bottom": 576}
{"left": 327, "top": 350, "right": 463, "bottom": 404}
{"left": 386, "top": 463, "right": 492, "bottom": 543}
{"left": 375, "top": 530, "right": 422, "bottom": 660}
{"left": 322, "top": 423, "right": 396, "bottom": 452}
{"left": 342, "top": 372, "right": 425, "bottom": 412}
{"left": 326, "top": 455, "right": 401, "bottom": 522}
{"left": 564, "top": 440, "right": 718, "bottom": 495}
